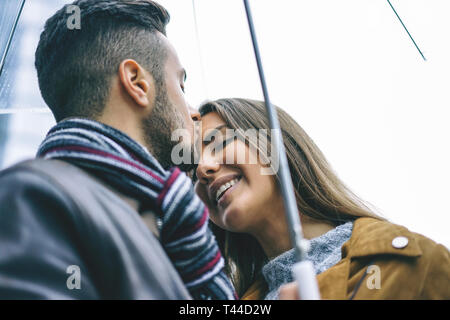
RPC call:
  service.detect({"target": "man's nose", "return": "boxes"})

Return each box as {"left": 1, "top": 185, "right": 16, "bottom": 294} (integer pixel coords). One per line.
{"left": 196, "top": 157, "right": 220, "bottom": 185}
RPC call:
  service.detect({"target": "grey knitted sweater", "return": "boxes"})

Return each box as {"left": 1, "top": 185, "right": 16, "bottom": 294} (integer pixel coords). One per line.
{"left": 262, "top": 221, "right": 353, "bottom": 300}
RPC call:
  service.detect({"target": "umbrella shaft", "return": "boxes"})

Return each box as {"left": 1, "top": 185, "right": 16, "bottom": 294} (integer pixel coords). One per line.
{"left": 242, "top": 0, "right": 306, "bottom": 261}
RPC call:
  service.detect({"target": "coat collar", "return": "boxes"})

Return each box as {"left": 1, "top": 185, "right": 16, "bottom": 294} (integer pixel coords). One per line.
{"left": 242, "top": 217, "right": 423, "bottom": 300}
{"left": 317, "top": 258, "right": 350, "bottom": 299}
{"left": 342, "top": 217, "right": 423, "bottom": 259}
{"left": 317, "top": 217, "right": 423, "bottom": 299}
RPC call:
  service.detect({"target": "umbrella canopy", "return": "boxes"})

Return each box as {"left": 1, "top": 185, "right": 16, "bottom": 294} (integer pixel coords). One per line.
{"left": 0, "top": 0, "right": 25, "bottom": 79}
{"left": 0, "top": 0, "right": 449, "bottom": 248}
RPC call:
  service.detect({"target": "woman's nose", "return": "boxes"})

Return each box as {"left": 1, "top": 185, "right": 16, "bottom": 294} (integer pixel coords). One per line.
{"left": 196, "top": 157, "right": 220, "bottom": 185}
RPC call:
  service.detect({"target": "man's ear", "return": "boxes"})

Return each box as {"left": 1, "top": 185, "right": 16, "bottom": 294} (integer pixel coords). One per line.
{"left": 118, "top": 59, "right": 152, "bottom": 108}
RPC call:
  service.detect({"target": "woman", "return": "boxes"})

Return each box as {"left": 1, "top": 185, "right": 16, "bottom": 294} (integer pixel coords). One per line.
{"left": 194, "top": 98, "right": 450, "bottom": 300}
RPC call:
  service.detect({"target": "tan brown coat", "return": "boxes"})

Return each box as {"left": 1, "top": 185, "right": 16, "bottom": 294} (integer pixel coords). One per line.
{"left": 242, "top": 217, "right": 450, "bottom": 300}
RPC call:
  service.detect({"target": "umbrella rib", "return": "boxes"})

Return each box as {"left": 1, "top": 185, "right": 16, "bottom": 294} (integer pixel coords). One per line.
{"left": 387, "top": 0, "right": 426, "bottom": 61}
{"left": 0, "top": 0, "right": 27, "bottom": 78}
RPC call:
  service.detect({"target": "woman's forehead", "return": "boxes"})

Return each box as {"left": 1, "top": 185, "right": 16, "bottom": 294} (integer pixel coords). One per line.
{"left": 201, "top": 112, "right": 227, "bottom": 132}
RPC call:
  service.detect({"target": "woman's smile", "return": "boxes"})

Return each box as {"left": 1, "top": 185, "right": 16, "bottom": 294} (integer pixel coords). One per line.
{"left": 216, "top": 176, "right": 241, "bottom": 208}
{"left": 195, "top": 110, "right": 281, "bottom": 233}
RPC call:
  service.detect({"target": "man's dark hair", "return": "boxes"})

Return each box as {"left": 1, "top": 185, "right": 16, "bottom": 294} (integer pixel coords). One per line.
{"left": 35, "top": 0, "right": 170, "bottom": 122}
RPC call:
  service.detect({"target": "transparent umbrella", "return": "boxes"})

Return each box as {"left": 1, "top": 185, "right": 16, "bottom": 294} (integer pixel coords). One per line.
{"left": 0, "top": 0, "right": 448, "bottom": 284}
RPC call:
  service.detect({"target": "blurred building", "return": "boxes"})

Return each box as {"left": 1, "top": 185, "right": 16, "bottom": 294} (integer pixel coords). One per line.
{"left": 0, "top": 0, "right": 72, "bottom": 169}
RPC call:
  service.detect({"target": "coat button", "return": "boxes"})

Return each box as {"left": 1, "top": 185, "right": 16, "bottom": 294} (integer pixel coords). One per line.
{"left": 392, "top": 236, "right": 409, "bottom": 249}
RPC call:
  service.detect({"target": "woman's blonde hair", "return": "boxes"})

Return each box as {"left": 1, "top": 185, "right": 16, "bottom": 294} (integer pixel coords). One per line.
{"left": 198, "top": 98, "right": 384, "bottom": 297}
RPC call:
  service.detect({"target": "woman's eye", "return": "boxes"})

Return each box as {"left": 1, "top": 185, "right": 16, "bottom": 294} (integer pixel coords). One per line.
{"left": 203, "top": 135, "right": 215, "bottom": 147}
{"left": 214, "top": 137, "right": 235, "bottom": 152}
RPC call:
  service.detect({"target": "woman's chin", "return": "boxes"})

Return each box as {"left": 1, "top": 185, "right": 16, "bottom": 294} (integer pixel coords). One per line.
{"left": 221, "top": 206, "right": 248, "bottom": 233}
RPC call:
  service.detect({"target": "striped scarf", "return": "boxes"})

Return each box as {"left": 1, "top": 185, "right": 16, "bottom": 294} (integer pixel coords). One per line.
{"left": 37, "top": 118, "right": 237, "bottom": 300}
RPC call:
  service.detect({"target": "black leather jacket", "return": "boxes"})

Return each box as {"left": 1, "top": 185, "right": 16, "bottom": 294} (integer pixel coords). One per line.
{"left": 0, "top": 159, "right": 191, "bottom": 299}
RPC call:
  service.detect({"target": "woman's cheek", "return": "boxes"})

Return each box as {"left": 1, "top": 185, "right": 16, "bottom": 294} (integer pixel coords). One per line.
{"left": 194, "top": 182, "right": 217, "bottom": 214}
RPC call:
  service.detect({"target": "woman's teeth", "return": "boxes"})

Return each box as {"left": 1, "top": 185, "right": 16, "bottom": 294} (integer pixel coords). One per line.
{"left": 215, "top": 178, "right": 239, "bottom": 202}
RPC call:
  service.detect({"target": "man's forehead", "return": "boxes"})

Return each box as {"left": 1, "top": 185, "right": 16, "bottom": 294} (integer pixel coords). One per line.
{"left": 160, "top": 33, "right": 184, "bottom": 72}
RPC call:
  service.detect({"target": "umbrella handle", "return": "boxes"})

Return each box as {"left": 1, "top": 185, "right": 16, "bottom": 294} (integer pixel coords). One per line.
{"left": 292, "top": 261, "right": 321, "bottom": 300}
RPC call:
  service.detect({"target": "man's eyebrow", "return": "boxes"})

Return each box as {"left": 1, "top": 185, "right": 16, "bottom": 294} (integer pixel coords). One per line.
{"left": 204, "top": 124, "right": 227, "bottom": 142}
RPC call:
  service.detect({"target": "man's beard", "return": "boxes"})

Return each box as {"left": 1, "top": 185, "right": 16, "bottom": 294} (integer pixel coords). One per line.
{"left": 142, "top": 85, "right": 194, "bottom": 171}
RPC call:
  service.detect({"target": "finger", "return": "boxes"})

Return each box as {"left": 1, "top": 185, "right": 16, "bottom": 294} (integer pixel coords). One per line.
{"left": 279, "top": 282, "right": 300, "bottom": 300}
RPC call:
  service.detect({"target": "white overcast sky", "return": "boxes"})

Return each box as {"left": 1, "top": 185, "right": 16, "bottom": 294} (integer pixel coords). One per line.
{"left": 1, "top": 0, "right": 449, "bottom": 247}
{"left": 161, "top": 0, "right": 450, "bottom": 248}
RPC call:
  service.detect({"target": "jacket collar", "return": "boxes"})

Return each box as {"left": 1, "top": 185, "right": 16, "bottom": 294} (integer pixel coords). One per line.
{"left": 317, "top": 217, "right": 423, "bottom": 299}
{"left": 242, "top": 217, "right": 423, "bottom": 300}
{"left": 342, "top": 217, "right": 423, "bottom": 259}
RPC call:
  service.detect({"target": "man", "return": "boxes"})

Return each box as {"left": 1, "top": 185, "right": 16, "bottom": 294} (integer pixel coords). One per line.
{"left": 0, "top": 0, "right": 235, "bottom": 299}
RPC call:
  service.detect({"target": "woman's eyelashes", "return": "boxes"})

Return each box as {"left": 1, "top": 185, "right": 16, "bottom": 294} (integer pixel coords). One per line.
{"left": 202, "top": 134, "right": 233, "bottom": 152}
{"left": 212, "top": 136, "right": 236, "bottom": 153}
{"left": 202, "top": 137, "right": 237, "bottom": 160}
